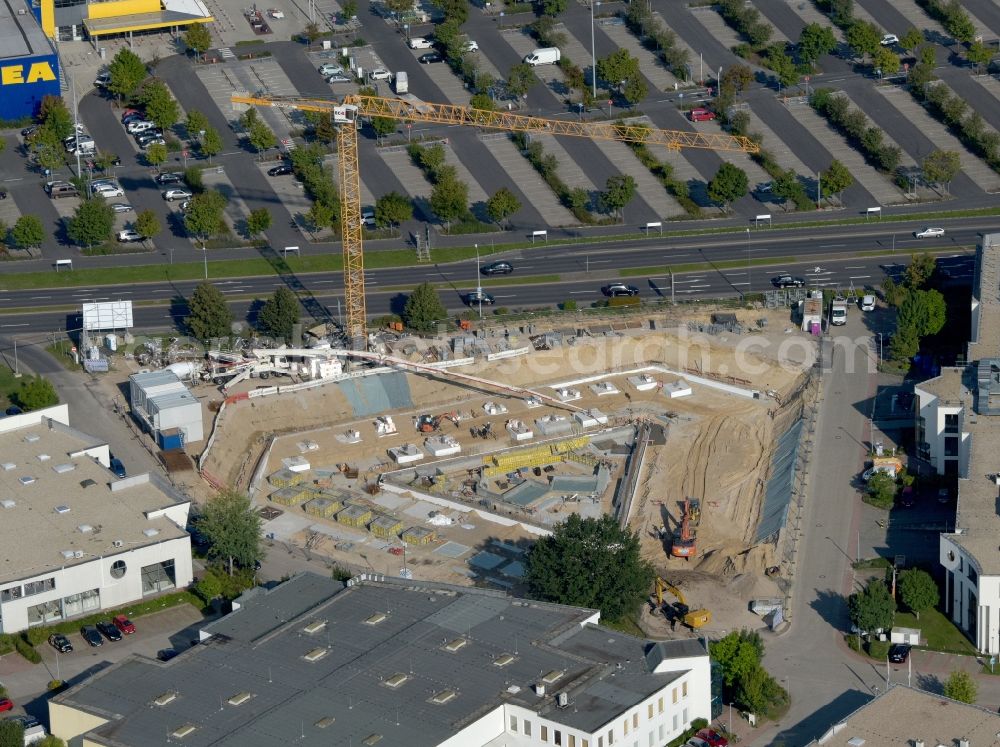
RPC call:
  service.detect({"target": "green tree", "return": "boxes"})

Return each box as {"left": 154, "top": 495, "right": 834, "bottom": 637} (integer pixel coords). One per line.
{"left": 195, "top": 570, "right": 223, "bottom": 603}
{"left": 313, "top": 111, "right": 337, "bottom": 145}
{"left": 621, "top": 76, "right": 648, "bottom": 106}
{"left": 865, "top": 471, "right": 897, "bottom": 509}
{"left": 720, "top": 63, "right": 753, "bottom": 96}
{"left": 889, "top": 324, "right": 919, "bottom": 362}
{"left": 258, "top": 286, "right": 300, "bottom": 340}
{"left": 469, "top": 92, "right": 496, "bottom": 111}
{"left": 144, "top": 141, "right": 167, "bottom": 169}
{"left": 198, "top": 489, "right": 263, "bottom": 576}
{"left": 848, "top": 578, "right": 896, "bottom": 635}
{"left": 135, "top": 209, "right": 161, "bottom": 239}
{"left": 39, "top": 95, "right": 74, "bottom": 141}
{"left": 429, "top": 176, "right": 469, "bottom": 227}
{"left": 200, "top": 126, "right": 223, "bottom": 162}
{"left": 900, "top": 27, "right": 923, "bottom": 51}
{"left": 872, "top": 46, "right": 900, "bottom": 76}
{"left": 186, "top": 109, "right": 209, "bottom": 138}
{"left": 184, "top": 23, "right": 212, "bottom": 60}
{"left": 525, "top": 513, "right": 654, "bottom": 621}
{"left": 370, "top": 116, "right": 397, "bottom": 143}
{"left": 139, "top": 79, "right": 180, "bottom": 130}
{"left": 107, "top": 47, "right": 147, "bottom": 101}
{"left": 341, "top": 0, "right": 357, "bottom": 18}
{"left": 14, "top": 375, "right": 59, "bottom": 410}
{"left": 374, "top": 191, "right": 413, "bottom": 228}
{"left": 68, "top": 197, "right": 114, "bottom": 248}
{"left": 707, "top": 162, "right": 749, "bottom": 211}
{"left": 506, "top": 63, "right": 536, "bottom": 99}
{"left": 822, "top": 159, "right": 854, "bottom": 199}
{"left": 829, "top": 0, "right": 853, "bottom": 26}
{"left": 943, "top": 670, "right": 977, "bottom": 703}
{"left": 798, "top": 23, "right": 837, "bottom": 64}
{"left": 899, "top": 289, "right": 946, "bottom": 337}
{"left": 966, "top": 39, "right": 992, "bottom": 72}
{"left": 736, "top": 664, "right": 785, "bottom": 715}
{"left": 905, "top": 253, "right": 937, "bottom": 290}
{"left": 486, "top": 187, "right": 521, "bottom": 226}
{"left": 540, "top": 0, "right": 566, "bottom": 16}
{"left": 710, "top": 630, "right": 764, "bottom": 688}
{"left": 943, "top": 2, "right": 974, "bottom": 43}
{"left": 922, "top": 149, "right": 961, "bottom": 194}
{"left": 881, "top": 277, "right": 908, "bottom": 307}
{"left": 12, "top": 215, "right": 44, "bottom": 249}
{"left": 898, "top": 568, "right": 939, "bottom": 619}
{"left": 597, "top": 49, "right": 640, "bottom": 89}
{"left": 184, "top": 191, "right": 228, "bottom": 238}
{"left": 95, "top": 151, "right": 120, "bottom": 174}
{"left": 306, "top": 200, "right": 335, "bottom": 232}
{"left": 600, "top": 174, "right": 637, "bottom": 221}
{"left": 302, "top": 21, "right": 323, "bottom": 43}
{"left": 846, "top": 20, "right": 881, "bottom": 58}
{"left": 0, "top": 721, "right": 24, "bottom": 747}
{"left": 246, "top": 207, "right": 272, "bottom": 237}
{"left": 402, "top": 282, "right": 448, "bottom": 332}
{"left": 185, "top": 281, "right": 233, "bottom": 339}
{"left": 248, "top": 119, "right": 277, "bottom": 158}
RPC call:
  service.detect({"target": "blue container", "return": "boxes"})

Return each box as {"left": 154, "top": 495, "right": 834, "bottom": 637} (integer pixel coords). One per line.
{"left": 157, "top": 429, "right": 184, "bottom": 451}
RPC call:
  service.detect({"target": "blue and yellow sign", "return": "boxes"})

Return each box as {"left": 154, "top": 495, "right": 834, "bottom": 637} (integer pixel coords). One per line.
{"left": 0, "top": 53, "right": 60, "bottom": 119}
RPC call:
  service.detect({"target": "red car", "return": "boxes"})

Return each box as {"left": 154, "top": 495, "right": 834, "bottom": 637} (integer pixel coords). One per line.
{"left": 696, "top": 729, "right": 729, "bottom": 747}
{"left": 0, "top": 698, "right": 13, "bottom": 712}
{"left": 114, "top": 615, "right": 136, "bottom": 634}
{"left": 689, "top": 107, "right": 716, "bottom": 122}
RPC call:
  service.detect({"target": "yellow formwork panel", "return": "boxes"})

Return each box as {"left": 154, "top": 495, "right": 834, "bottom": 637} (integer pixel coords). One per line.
{"left": 369, "top": 515, "right": 403, "bottom": 539}
{"left": 304, "top": 497, "right": 342, "bottom": 517}
{"left": 270, "top": 487, "right": 311, "bottom": 506}
{"left": 337, "top": 505, "right": 372, "bottom": 528}
{"left": 401, "top": 526, "right": 436, "bottom": 545}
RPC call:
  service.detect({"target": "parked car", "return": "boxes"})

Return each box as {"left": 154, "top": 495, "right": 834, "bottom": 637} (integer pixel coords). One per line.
{"left": 880, "top": 33, "right": 899, "bottom": 46}
{"left": 772, "top": 274, "right": 806, "bottom": 288}
{"left": 888, "top": 643, "right": 910, "bottom": 663}
{"left": 4, "top": 714, "right": 40, "bottom": 730}
{"left": 862, "top": 465, "right": 896, "bottom": 482}
{"left": 135, "top": 130, "right": 165, "bottom": 145}
{"left": 80, "top": 625, "right": 103, "bottom": 647}
{"left": 140, "top": 137, "right": 166, "bottom": 150}
{"left": 157, "top": 648, "right": 179, "bottom": 661}
{"left": 689, "top": 108, "right": 715, "bottom": 122}
{"left": 914, "top": 227, "right": 944, "bottom": 238}
{"left": 756, "top": 181, "right": 773, "bottom": 194}
{"left": 156, "top": 172, "right": 184, "bottom": 185}
{"left": 111, "top": 203, "right": 133, "bottom": 213}
{"left": 21, "top": 124, "right": 38, "bottom": 137}
{"left": 94, "top": 72, "right": 111, "bottom": 87}
{"left": 361, "top": 208, "right": 376, "bottom": 227}
{"left": 121, "top": 108, "right": 143, "bottom": 122}
{"left": 163, "top": 188, "right": 192, "bottom": 201}
{"left": 419, "top": 52, "right": 444, "bottom": 64}
{"left": 899, "top": 485, "right": 915, "bottom": 507}
{"left": 318, "top": 64, "right": 344, "bottom": 76}
{"left": 696, "top": 729, "right": 729, "bottom": 747}
{"left": 5, "top": 406, "right": 22, "bottom": 416}
{"left": 462, "top": 40, "right": 479, "bottom": 52}
{"left": 96, "top": 620, "right": 123, "bottom": 642}
{"left": 267, "top": 7, "right": 283, "bottom": 17}
{"left": 464, "top": 289, "right": 496, "bottom": 306}
{"left": 113, "top": 615, "right": 136, "bottom": 634}
{"left": 110, "top": 456, "right": 127, "bottom": 477}
{"left": 116, "top": 229, "right": 142, "bottom": 243}
{"left": 603, "top": 283, "right": 639, "bottom": 297}
{"left": 861, "top": 294, "right": 876, "bottom": 311}
{"left": 408, "top": 36, "right": 434, "bottom": 49}
{"left": 0, "top": 699, "right": 12, "bottom": 713}
{"left": 326, "top": 74, "right": 352, "bottom": 84}
{"left": 482, "top": 261, "right": 513, "bottom": 276}
{"left": 126, "top": 120, "right": 155, "bottom": 134}
{"left": 685, "top": 738, "right": 709, "bottom": 747}
{"left": 48, "top": 633, "right": 73, "bottom": 653}
{"left": 370, "top": 68, "right": 392, "bottom": 80}
{"left": 121, "top": 112, "right": 145, "bottom": 125}
{"left": 93, "top": 184, "right": 125, "bottom": 198}
{"left": 268, "top": 163, "right": 293, "bottom": 176}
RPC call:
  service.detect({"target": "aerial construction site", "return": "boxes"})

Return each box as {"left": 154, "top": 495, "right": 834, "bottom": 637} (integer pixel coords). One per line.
{"left": 154, "top": 304, "right": 817, "bottom": 636}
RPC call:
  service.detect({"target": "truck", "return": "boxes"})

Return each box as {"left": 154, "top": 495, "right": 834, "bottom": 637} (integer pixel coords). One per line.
{"left": 799, "top": 290, "right": 823, "bottom": 333}
{"left": 524, "top": 47, "right": 561, "bottom": 66}
{"left": 830, "top": 295, "right": 848, "bottom": 326}
{"left": 394, "top": 71, "right": 408, "bottom": 94}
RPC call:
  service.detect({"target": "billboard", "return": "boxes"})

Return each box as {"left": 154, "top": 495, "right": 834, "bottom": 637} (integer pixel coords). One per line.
{"left": 0, "top": 53, "right": 60, "bottom": 119}
{"left": 82, "top": 301, "right": 134, "bottom": 331}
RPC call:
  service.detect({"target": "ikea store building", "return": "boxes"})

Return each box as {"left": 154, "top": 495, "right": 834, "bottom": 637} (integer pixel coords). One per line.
{"left": 0, "top": 0, "right": 60, "bottom": 120}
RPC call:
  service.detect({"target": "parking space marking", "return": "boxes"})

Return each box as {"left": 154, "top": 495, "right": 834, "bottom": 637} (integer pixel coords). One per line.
{"left": 323, "top": 154, "right": 377, "bottom": 207}
{"left": 500, "top": 29, "right": 566, "bottom": 95}
{"left": 413, "top": 53, "right": 472, "bottom": 106}
{"left": 481, "top": 137, "right": 576, "bottom": 228}
{"left": 600, "top": 22, "right": 679, "bottom": 92}
{"left": 530, "top": 134, "right": 599, "bottom": 199}
{"left": 742, "top": 101, "right": 821, "bottom": 186}
{"left": 378, "top": 149, "right": 433, "bottom": 203}
{"left": 441, "top": 145, "right": 489, "bottom": 206}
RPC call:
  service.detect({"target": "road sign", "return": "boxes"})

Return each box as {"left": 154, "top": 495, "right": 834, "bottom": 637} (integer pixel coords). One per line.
{"left": 608, "top": 99, "right": 612, "bottom": 106}
{"left": 804, "top": 75, "right": 810, "bottom": 82}
{"left": 182, "top": 149, "right": 189, "bottom": 157}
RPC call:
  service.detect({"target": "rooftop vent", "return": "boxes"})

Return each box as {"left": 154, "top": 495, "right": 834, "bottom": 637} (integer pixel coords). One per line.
{"left": 494, "top": 653, "right": 515, "bottom": 667}
{"left": 302, "top": 620, "right": 327, "bottom": 634}
{"left": 24, "top": 434, "right": 40, "bottom": 443}
{"left": 143, "top": 528, "right": 159, "bottom": 537}
{"left": 541, "top": 670, "right": 565, "bottom": 685}
{"left": 430, "top": 689, "right": 457, "bottom": 705}
{"left": 557, "top": 692, "right": 569, "bottom": 707}
{"left": 362, "top": 735, "right": 382, "bottom": 746}
{"left": 61, "top": 550, "right": 75, "bottom": 560}
{"left": 77, "top": 525, "right": 94, "bottom": 534}
{"left": 54, "top": 505, "right": 70, "bottom": 514}
{"left": 303, "top": 648, "right": 328, "bottom": 663}
{"left": 1, "top": 500, "right": 15, "bottom": 509}
{"left": 227, "top": 691, "right": 253, "bottom": 706}
{"left": 846, "top": 739, "right": 865, "bottom": 747}
{"left": 112, "top": 540, "right": 123, "bottom": 548}
{"left": 53, "top": 463, "right": 75, "bottom": 474}
{"left": 153, "top": 691, "right": 178, "bottom": 706}
{"left": 534, "top": 683, "right": 546, "bottom": 696}
{"left": 959, "top": 740, "right": 969, "bottom": 747}
{"left": 506, "top": 685, "right": 522, "bottom": 694}
{"left": 169, "top": 724, "right": 197, "bottom": 739}
{"left": 37, "top": 454, "right": 50, "bottom": 462}
{"left": 443, "top": 637, "right": 468, "bottom": 653}
{"left": 79, "top": 479, "right": 96, "bottom": 489}
{"left": 19, "top": 477, "right": 36, "bottom": 486}
{"left": 365, "top": 612, "right": 387, "bottom": 625}
{"left": 315, "top": 717, "right": 336, "bottom": 729}
{"left": 383, "top": 673, "right": 409, "bottom": 689}
{"left": 1, "top": 463, "right": 15, "bottom": 471}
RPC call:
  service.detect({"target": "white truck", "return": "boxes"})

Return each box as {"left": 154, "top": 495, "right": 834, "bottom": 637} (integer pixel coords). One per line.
{"left": 524, "top": 47, "right": 561, "bottom": 66}
{"left": 394, "top": 71, "right": 408, "bottom": 94}
{"left": 830, "top": 295, "right": 848, "bottom": 326}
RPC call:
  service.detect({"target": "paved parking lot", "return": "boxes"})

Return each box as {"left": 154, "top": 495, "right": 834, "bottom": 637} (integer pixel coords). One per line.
{"left": 481, "top": 136, "right": 576, "bottom": 227}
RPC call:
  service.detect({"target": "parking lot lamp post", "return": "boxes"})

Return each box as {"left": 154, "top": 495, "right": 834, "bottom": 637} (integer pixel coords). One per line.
{"left": 404, "top": 24, "right": 409, "bottom": 41}
{"left": 475, "top": 244, "right": 482, "bottom": 320}
{"left": 590, "top": 1, "right": 600, "bottom": 100}
{"left": 202, "top": 242, "right": 208, "bottom": 280}
{"left": 746, "top": 228, "right": 751, "bottom": 294}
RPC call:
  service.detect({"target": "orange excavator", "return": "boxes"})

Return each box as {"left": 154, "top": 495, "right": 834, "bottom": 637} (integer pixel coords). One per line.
{"left": 670, "top": 498, "right": 701, "bottom": 560}
{"left": 416, "top": 412, "right": 461, "bottom": 432}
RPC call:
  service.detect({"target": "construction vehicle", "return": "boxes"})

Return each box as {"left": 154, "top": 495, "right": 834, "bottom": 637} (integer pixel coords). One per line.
{"left": 653, "top": 577, "right": 711, "bottom": 629}
{"left": 670, "top": 498, "right": 700, "bottom": 559}
{"left": 230, "top": 92, "right": 759, "bottom": 345}
{"left": 415, "top": 412, "right": 460, "bottom": 432}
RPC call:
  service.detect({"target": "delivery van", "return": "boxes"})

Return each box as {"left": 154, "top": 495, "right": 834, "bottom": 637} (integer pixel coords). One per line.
{"left": 523, "top": 47, "right": 561, "bottom": 66}
{"left": 394, "top": 71, "right": 408, "bottom": 94}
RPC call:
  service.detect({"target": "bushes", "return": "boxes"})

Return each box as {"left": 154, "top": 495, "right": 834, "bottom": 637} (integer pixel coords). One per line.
{"left": 15, "top": 634, "right": 41, "bottom": 663}
{"left": 916, "top": 82, "right": 1000, "bottom": 173}
{"left": 914, "top": 0, "right": 975, "bottom": 42}
{"left": 809, "top": 88, "right": 901, "bottom": 173}
{"left": 621, "top": 127, "right": 701, "bottom": 217}
{"left": 867, "top": 639, "right": 891, "bottom": 659}
{"left": 511, "top": 132, "right": 604, "bottom": 223}
{"left": 623, "top": 4, "right": 690, "bottom": 80}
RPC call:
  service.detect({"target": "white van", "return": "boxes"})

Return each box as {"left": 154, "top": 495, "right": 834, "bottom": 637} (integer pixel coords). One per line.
{"left": 66, "top": 138, "right": 96, "bottom": 153}
{"left": 524, "top": 47, "right": 561, "bottom": 66}
{"left": 394, "top": 71, "right": 408, "bottom": 94}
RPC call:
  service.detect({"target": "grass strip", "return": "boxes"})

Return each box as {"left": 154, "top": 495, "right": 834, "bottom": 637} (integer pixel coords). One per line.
{"left": 619, "top": 256, "right": 798, "bottom": 276}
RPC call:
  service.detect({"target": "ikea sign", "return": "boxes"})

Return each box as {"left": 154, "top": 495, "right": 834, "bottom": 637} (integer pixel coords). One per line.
{"left": 0, "top": 61, "right": 57, "bottom": 86}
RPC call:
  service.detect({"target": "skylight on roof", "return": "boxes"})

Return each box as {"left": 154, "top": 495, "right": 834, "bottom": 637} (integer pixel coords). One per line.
{"left": 169, "top": 724, "right": 196, "bottom": 739}
{"left": 365, "top": 612, "right": 387, "bottom": 625}
{"left": 302, "top": 620, "right": 327, "bottom": 634}
{"left": 383, "top": 673, "right": 409, "bottom": 689}
{"left": 227, "top": 692, "right": 253, "bottom": 706}
{"left": 153, "top": 692, "right": 178, "bottom": 706}
{"left": 429, "top": 690, "right": 457, "bottom": 705}
{"left": 493, "top": 653, "right": 515, "bottom": 667}
{"left": 443, "top": 638, "right": 468, "bottom": 653}
{"left": 19, "top": 477, "right": 36, "bottom": 486}
{"left": 303, "top": 648, "right": 328, "bottom": 662}
{"left": 541, "top": 670, "right": 565, "bottom": 685}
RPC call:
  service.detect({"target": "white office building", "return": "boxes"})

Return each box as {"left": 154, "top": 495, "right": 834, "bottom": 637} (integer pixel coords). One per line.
{"left": 0, "top": 405, "right": 193, "bottom": 634}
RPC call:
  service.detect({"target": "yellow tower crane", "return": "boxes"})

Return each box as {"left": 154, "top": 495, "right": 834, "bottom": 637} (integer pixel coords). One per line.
{"left": 231, "top": 93, "right": 759, "bottom": 345}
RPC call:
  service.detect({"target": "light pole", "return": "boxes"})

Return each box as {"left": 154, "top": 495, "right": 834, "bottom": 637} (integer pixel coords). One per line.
{"left": 746, "top": 228, "right": 751, "bottom": 294}
{"left": 475, "top": 243, "right": 483, "bottom": 319}
{"left": 201, "top": 242, "right": 208, "bottom": 280}
{"left": 590, "top": 0, "right": 600, "bottom": 100}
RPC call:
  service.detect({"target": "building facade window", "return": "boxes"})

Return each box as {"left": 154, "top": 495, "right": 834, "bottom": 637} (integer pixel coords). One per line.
{"left": 62, "top": 588, "right": 100, "bottom": 618}
{"left": 608, "top": 728, "right": 614, "bottom": 744}
{"left": 541, "top": 725, "right": 548, "bottom": 742}
{"left": 944, "top": 436, "right": 959, "bottom": 456}
{"left": 682, "top": 681, "right": 688, "bottom": 698}
{"left": 623, "top": 718, "right": 629, "bottom": 735}
{"left": 141, "top": 559, "right": 175, "bottom": 595}
{"left": 658, "top": 696, "right": 664, "bottom": 713}
{"left": 524, "top": 720, "right": 532, "bottom": 737}
{"left": 554, "top": 730, "right": 562, "bottom": 745}
{"left": 658, "top": 725, "right": 665, "bottom": 740}
{"left": 672, "top": 687, "right": 678, "bottom": 703}
{"left": 27, "top": 599, "right": 62, "bottom": 626}
{"left": 509, "top": 716, "right": 517, "bottom": 732}
{"left": 632, "top": 713, "right": 638, "bottom": 729}
{"left": 647, "top": 704, "right": 653, "bottom": 719}
{"left": 110, "top": 560, "right": 127, "bottom": 579}
{"left": 568, "top": 735, "right": 576, "bottom": 747}
{"left": 945, "top": 413, "right": 959, "bottom": 433}
{"left": 23, "top": 578, "right": 56, "bottom": 597}
{"left": 672, "top": 714, "right": 679, "bottom": 731}
{"left": 1, "top": 586, "right": 23, "bottom": 602}
{"left": 682, "top": 708, "right": 688, "bottom": 724}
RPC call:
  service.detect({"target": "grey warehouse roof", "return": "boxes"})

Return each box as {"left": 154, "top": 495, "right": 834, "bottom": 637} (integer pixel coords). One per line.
{"left": 0, "top": 0, "right": 55, "bottom": 60}
{"left": 55, "top": 573, "right": 702, "bottom": 746}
